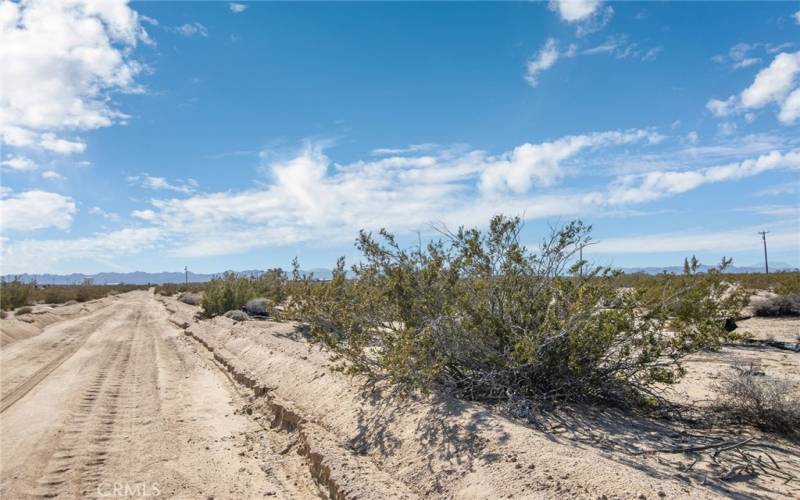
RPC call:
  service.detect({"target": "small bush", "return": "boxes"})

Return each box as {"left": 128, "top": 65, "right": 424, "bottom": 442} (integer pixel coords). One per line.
{"left": 714, "top": 365, "right": 800, "bottom": 435}
{"left": 15, "top": 306, "right": 33, "bottom": 316}
{"left": 179, "top": 292, "right": 203, "bottom": 306}
{"left": 1, "top": 279, "right": 34, "bottom": 310}
{"left": 244, "top": 297, "right": 272, "bottom": 317}
{"left": 223, "top": 309, "right": 249, "bottom": 321}
{"left": 753, "top": 294, "right": 800, "bottom": 317}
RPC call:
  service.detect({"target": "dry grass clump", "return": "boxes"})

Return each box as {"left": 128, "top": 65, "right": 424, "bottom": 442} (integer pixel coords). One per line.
{"left": 753, "top": 294, "right": 800, "bottom": 317}
{"left": 178, "top": 292, "right": 203, "bottom": 306}
{"left": 714, "top": 365, "right": 800, "bottom": 435}
{"left": 223, "top": 309, "right": 249, "bottom": 321}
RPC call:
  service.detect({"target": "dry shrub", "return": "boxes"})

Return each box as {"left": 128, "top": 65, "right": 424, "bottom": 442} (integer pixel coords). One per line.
{"left": 223, "top": 309, "right": 249, "bottom": 321}
{"left": 15, "top": 306, "right": 33, "bottom": 316}
{"left": 244, "top": 297, "right": 272, "bottom": 317}
{"left": 753, "top": 294, "right": 800, "bottom": 317}
{"left": 178, "top": 292, "right": 203, "bottom": 306}
{"left": 714, "top": 365, "right": 800, "bottom": 435}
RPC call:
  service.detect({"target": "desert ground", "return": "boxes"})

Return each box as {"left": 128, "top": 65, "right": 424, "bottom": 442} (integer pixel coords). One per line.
{"left": 1, "top": 289, "right": 798, "bottom": 499}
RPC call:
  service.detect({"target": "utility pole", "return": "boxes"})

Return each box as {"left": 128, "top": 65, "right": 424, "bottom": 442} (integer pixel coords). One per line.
{"left": 758, "top": 231, "right": 769, "bottom": 275}
{"left": 184, "top": 266, "right": 189, "bottom": 286}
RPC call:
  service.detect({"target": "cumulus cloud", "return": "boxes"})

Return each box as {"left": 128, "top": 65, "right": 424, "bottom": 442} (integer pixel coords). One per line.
{"left": 229, "top": 3, "right": 247, "bottom": 14}
{"left": 548, "top": 0, "right": 602, "bottom": 23}
{"left": 707, "top": 51, "right": 800, "bottom": 124}
{"left": 1, "top": 155, "right": 37, "bottom": 172}
{"left": 479, "top": 129, "right": 662, "bottom": 194}
{"left": 525, "top": 38, "right": 560, "bottom": 87}
{"left": 0, "top": 190, "right": 77, "bottom": 231}
{"left": 794, "top": 10, "right": 800, "bottom": 25}
{"left": 127, "top": 175, "right": 198, "bottom": 194}
{"left": 0, "top": 0, "right": 148, "bottom": 153}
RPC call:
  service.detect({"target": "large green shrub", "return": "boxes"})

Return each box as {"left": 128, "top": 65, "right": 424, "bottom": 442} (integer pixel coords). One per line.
{"left": 292, "top": 216, "right": 748, "bottom": 405}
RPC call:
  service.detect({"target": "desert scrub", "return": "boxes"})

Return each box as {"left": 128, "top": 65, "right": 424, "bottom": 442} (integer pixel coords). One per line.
{"left": 753, "top": 294, "right": 800, "bottom": 317}
{"left": 1, "top": 279, "right": 34, "bottom": 310}
{"left": 714, "top": 365, "right": 800, "bottom": 435}
{"left": 244, "top": 298, "right": 273, "bottom": 317}
{"left": 178, "top": 292, "right": 203, "bottom": 306}
{"left": 200, "top": 269, "right": 286, "bottom": 318}
{"left": 223, "top": 310, "right": 250, "bottom": 321}
{"left": 292, "top": 215, "right": 748, "bottom": 405}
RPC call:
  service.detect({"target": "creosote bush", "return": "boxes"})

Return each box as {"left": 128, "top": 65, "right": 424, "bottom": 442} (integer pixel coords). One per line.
{"left": 200, "top": 269, "right": 286, "bottom": 318}
{"left": 291, "top": 215, "right": 748, "bottom": 405}
{"left": 714, "top": 365, "right": 800, "bottom": 435}
{"left": 753, "top": 294, "right": 800, "bottom": 317}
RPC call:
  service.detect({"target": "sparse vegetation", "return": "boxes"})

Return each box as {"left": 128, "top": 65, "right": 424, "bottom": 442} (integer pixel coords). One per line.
{"left": 223, "top": 309, "right": 250, "bottom": 321}
{"left": 244, "top": 297, "right": 273, "bottom": 317}
{"left": 714, "top": 365, "right": 800, "bottom": 435}
{"left": 178, "top": 292, "right": 203, "bottom": 306}
{"left": 200, "top": 269, "right": 286, "bottom": 318}
{"left": 1, "top": 279, "right": 35, "bottom": 311}
{"left": 291, "top": 216, "right": 748, "bottom": 406}
{"left": 752, "top": 294, "right": 800, "bottom": 317}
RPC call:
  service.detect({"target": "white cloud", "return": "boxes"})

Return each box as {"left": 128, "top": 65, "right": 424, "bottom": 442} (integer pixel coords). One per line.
{"left": 0, "top": 0, "right": 148, "bottom": 154}
{"left": 479, "top": 129, "right": 661, "bottom": 194}
{"left": 127, "top": 175, "right": 198, "bottom": 194}
{"left": 606, "top": 149, "right": 800, "bottom": 205}
{"left": 41, "top": 170, "right": 65, "bottom": 181}
{"left": 39, "top": 133, "right": 86, "bottom": 155}
{"left": 794, "top": 10, "right": 800, "bottom": 25}
{"left": 707, "top": 51, "right": 800, "bottom": 124}
{"left": 0, "top": 190, "right": 76, "bottom": 231}
{"left": 594, "top": 220, "right": 799, "bottom": 255}
{"left": 548, "top": 0, "right": 602, "bottom": 23}
{"left": 229, "top": 3, "right": 247, "bottom": 14}
{"left": 174, "top": 22, "right": 208, "bottom": 37}
{"left": 1, "top": 155, "right": 37, "bottom": 172}
{"left": 88, "top": 206, "right": 120, "bottom": 221}
{"left": 525, "top": 38, "right": 560, "bottom": 87}
{"left": 1, "top": 227, "right": 161, "bottom": 274}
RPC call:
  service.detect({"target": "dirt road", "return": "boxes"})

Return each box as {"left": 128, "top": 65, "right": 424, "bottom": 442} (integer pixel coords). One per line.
{"left": 0, "top": 291, "right": 322, "bottom": 499}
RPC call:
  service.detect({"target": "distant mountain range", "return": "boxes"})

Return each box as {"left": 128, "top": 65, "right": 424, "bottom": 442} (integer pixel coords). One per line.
{"left": 2, "top": 263, "right": 796, "bottom": 285}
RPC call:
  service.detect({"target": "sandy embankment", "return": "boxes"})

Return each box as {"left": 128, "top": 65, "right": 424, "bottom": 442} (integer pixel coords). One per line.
{"left": 160, "top": 294, "right": 800, "bottom": 499}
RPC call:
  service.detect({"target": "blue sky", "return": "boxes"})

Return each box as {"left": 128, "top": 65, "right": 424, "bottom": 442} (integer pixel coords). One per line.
{"left": 1, "top": 0, "right": 799, "bottom": 274}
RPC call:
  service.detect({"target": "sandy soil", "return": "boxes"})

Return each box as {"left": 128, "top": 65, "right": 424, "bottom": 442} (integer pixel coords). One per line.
{"left": 0, "top": 291, "right": 324, "bottom": 499}
{"left": 2, "top": 291, "right": 798, "bottom": 499}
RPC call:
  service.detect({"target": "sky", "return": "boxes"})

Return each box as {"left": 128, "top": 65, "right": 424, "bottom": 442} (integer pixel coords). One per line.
{"left": 1, "top": 0, "right": 799, "bottom": 275}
